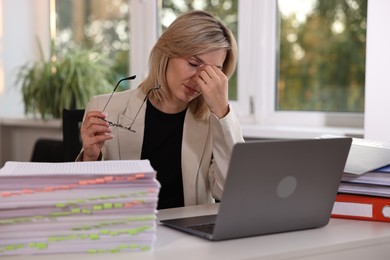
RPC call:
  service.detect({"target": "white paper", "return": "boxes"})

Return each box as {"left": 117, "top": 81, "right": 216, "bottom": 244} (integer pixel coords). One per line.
{"left": 0, "top": 160, "right": 155, "bottom": 176}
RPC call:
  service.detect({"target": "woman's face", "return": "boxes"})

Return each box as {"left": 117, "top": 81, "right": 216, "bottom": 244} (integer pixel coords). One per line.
{"left": 165, "top": 49, "right": 227, "bottom": 108}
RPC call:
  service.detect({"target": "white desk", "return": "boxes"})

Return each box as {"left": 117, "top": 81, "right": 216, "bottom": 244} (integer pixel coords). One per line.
{"left": 3, "top": 203, "right": 390, "bottom": 260}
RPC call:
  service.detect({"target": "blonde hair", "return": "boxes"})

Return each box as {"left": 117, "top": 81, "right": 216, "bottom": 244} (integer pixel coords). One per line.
{"left": 139, "top": 10, "right": 238, "bottom": 120}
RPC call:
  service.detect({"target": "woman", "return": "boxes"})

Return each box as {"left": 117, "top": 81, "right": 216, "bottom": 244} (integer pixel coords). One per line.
{"left": 78, "top": 10, "right": 244, "bottom": 209}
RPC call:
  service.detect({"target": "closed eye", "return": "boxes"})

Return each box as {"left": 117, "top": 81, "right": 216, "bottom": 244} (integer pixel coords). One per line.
{"left": 188, "top": 61, "right": 201, "bottom": 67}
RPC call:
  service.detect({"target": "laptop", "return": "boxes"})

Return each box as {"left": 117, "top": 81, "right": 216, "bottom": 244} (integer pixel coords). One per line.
{"left": 160, "top": 138, "right": 352, "bottom": 241}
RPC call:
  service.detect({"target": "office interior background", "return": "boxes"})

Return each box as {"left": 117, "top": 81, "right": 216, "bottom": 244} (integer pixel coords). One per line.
{"left": 0, "top": 0, "right": 389, "bottom": 166}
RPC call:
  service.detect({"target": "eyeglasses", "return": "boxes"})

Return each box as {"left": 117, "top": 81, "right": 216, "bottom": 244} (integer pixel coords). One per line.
{"left": 102, "top": 75, "right": 160, "bottom": 132}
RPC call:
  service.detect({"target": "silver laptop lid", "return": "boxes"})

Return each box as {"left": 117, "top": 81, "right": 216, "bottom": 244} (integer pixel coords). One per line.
{"left": 213, "top": 138, "right": 352, "bottom": 240}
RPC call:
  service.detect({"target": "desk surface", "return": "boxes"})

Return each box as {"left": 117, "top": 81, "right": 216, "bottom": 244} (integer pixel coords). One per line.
{"left": 3, "top": 203, "right": 390, "bottom": 260}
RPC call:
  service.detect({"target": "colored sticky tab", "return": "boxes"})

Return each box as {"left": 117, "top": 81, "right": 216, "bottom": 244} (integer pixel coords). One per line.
{"left": 110, "top": 248, "right": 120, "bottom": 253}
{"left": 79, "top": 180, "right": 89, "bottom": 185}
{"left": 93, "top": 205, "right": 103, "bottom": 211}
{"left": 43, "top": 187, "right": 55, "bottom": 192}
{"left": 100, "top": 229, "right": 110, "bottom": 235}
{"left": 87, "top": 179, "right": 97, "bottom": 184}
{"left": 118, "top": 244, "right": 127, "bottom": 249}
{"left": 128, "top": 229, "right": 138, "bottom": 235}
{"left": 71, "top": 208, "right": 81, "bottom": 213}
{"left": 103, "top": 203, "right": 113, "bottom": 209}
{"left": 56, "top": 203, "right": 66, "bottom": 208}
{"left": 124, "top": 202, "right": 133, "bottom": 208}
{"left": 110, "top": 231, "right": 119, "bottom": 236}
{"left": 82, "top": 209, "right": 92, "bottom": 214}
{"left": 5, "top": 245, "right": 16, "bottom": 251}
{"left": 1, "top": 192, "right": 12, "bottom": 197}
{"left": 135, "top": 173, "right": 145, "bottom": 178}
{"left": 95, "top": 178, "right": 105, "bottom": 184}
{"left": 89, "top": 234, "right": 100, "bottom": 240}
{"left": 36, "top": 243, "right": 47, "bottom": 250}
{"left": 114, "top": 203, "right": 123, "bottom": 208}
{"left": 104, "top": 176, "right": 114, "bottom": 181}
{"left": 22, "top": 189, "right": 34, "bottom": 194}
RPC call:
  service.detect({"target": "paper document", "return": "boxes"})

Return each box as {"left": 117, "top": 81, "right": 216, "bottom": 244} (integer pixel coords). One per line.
{"left": 0, "top": 160, "right": 155, "bottom": 176}
{"left": 0, "top": 160, "right": 160, "bottom": 256}
{"left": 318, "top": 134, "right": 390, "bottom": 175}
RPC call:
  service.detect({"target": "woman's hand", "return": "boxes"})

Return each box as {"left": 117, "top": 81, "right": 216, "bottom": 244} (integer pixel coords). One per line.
{"left": 80, "top": 111, "right": 113, "bottom": 161}
{"left": 196, "top": 65, "right": 229, "bottom": 118}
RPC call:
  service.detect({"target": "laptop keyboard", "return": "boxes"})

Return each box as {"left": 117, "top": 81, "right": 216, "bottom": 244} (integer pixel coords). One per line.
{"left": 187, "top": 223, "right": 215, "bottom": 234}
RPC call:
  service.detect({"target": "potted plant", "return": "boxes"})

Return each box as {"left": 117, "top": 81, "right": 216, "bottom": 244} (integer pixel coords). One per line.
{"left": 16, "top": 41, "right": 117, "bottom": 119}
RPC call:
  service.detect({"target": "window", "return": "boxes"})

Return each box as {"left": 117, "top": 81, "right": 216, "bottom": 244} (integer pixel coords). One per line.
{"left": 53, "top": 0, "right": 129, "bottom": 89}
{"left": 277, "top": 0, "right": 367, "bottom": 113}
{"left": 52, "top": 0, "right": 366, "bottom": 130}
{"left": 237, "top": 0, "right": 365, "bottom": 129}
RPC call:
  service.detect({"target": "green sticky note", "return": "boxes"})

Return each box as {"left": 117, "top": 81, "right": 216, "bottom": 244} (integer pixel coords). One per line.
{"left": 103, "top": 203, "right": 113, "bottom": 209}
{"left": 128, "top": 229, "right": 138, "bottom": 235}
{"left": 15, "top": 244, "right": 24, "bottom": 249}
{"left": 71, "top": 208, "right": 81, "bottom": 213}
{"left": 82, "top": 209, "right": 92, "bottom": 214}
{"left": 93, "top": 205, "right": 103, "bottom": 211}
{"left": 48, "top": 237, "right": 59, "bottom": 242}
{"left": 5, "top": 245, "right": 15, "bottom": 251}
{"left": 110, "top": 231, "right": 119, "bottom": 236}
{"left": 56, "top": 203, "right": 66, "bottom": 208}
{"left": 89, "top": 234, "right": 100, "bottom": 240}
{"left": 79, "top": 234, "right": 88, "bottom": 239}
{"left": 37, "top": 243, "right": 47, "bottom": 250}
{"left": 114, "top": 203, "right": 123, "bottom": 208}
{"left": 87, "top": 249, "right": 98, "bottom": 254}
{"left": 118, "top": 244, "right": 128, "bottom": 249}
{"left": 100, "top": 229, "right": 110, "bottom": 235}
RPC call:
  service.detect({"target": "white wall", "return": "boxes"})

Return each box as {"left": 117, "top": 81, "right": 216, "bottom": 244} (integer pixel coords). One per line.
{"left": 364, "top": 0, "right": 390, "bottom": 141}
{"left": 0, "top": 0, "right": 50, "bottom": 118}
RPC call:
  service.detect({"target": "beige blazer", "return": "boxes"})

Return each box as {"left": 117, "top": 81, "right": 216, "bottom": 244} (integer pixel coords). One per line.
{"left": 78, "top": 88, "right": 244, "bottom": 206}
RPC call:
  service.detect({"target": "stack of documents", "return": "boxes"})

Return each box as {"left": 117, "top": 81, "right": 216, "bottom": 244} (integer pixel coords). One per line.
{"left": 0, "top": 160, "right": 160, "bottom": 256}
{"left": 339, "top": 165, "right": 390, "bottom": 197}
{"left": 318, "top": 135, "right": 390, "bottom": 221}
{"left": 319, "top": 136, "right": 390, "bottom": 222}
{"left": 318, "top": 134, "right": 390, "bottom": 175}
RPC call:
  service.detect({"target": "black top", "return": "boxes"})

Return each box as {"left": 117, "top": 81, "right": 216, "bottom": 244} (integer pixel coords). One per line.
{"left": 141, "top": 99, "right": 187, "bottom": 209}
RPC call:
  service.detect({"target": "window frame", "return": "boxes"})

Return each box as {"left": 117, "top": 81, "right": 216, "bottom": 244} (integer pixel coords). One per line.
{"left": 233, "top": 0, "right": 364, "bottom": 129}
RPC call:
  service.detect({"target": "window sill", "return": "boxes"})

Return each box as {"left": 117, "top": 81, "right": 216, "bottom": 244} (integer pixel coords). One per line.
{"left": 241, "top": 124, "right": 364, "bottom": 140}
{"left": 0, "top": 117, "right": 61, "bottom": 129}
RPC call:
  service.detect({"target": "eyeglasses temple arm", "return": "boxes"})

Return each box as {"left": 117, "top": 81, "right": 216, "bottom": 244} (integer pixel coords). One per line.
{"left": 102, "top": 75, "right": 136, "bottom": 112}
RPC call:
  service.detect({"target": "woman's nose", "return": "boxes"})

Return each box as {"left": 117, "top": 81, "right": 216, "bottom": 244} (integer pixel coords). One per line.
{"left": 190, "top": 65, "right": 204, "bottom": 82}
{"left": 190, "top": 71, "right": 200, "bottom": 84}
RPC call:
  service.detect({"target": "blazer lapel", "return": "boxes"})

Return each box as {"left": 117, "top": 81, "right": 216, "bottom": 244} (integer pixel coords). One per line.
{"left": 117, "top": 90, "right": 146, "bottom": 160}
{"left": 181, "top": 111, "right": 209, "bottom": 205}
